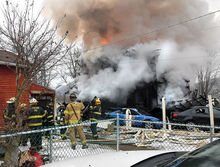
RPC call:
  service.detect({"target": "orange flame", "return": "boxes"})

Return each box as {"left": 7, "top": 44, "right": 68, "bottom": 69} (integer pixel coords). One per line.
{"left": 100, "top": 38, "right": 110, "bottom": 45}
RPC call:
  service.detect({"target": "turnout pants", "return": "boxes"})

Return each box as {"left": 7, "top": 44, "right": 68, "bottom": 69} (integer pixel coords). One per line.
{"left": 60, "top": 125, "right": 67, "bottom": 139}
{"left": 29, "top": 127, "right": 42, "bottom": 151}
{"left": 90, "top": 121, "right": 98, "bottom": 138}
{"left": 69, "top": 125, "right": 86, "bottom": 146}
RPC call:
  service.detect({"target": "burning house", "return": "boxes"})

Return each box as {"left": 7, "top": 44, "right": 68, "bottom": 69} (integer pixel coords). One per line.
{"left": 48, "top": 0, "right": 220, "bottom": 116}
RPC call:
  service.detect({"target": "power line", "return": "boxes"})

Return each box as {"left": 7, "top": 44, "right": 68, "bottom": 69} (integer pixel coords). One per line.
{"left": 82, "top": 9, "right": 220, "bottom": 53}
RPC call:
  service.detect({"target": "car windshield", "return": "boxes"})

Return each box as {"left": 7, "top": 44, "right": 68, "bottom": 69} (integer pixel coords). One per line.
{"left": 165, "top": 139, "right": 220, "bottom": 167}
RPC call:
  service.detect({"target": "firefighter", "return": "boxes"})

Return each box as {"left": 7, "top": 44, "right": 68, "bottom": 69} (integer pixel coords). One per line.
{"left": 57, "top": 104, "right": 67, "bottom": 140}
{"left": 3, "top": 97, "right": 16, "bottom": 132}
{"left": 27, "top": 98, "right": 46, "bottom": 151}
{"left": 3, "top": 97, "right": 20, "bottom": 166}
{"left": 45, "top": 102, "right": 54, "bottom": 139}
{"left": 19, "top": 103, "right": 29, "bottom": 146}
{"left": 64, "top": 93, "right": 88, "bottom": 150}
{"left": 88, "top": 98, "right": 102, "bottom": 139}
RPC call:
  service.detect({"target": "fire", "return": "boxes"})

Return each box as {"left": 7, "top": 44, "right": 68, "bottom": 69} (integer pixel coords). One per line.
{"left": 100, "top": 38, "right": 110, "bottom": 45}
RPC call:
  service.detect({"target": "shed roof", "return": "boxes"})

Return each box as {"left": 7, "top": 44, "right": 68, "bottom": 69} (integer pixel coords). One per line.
{"left": 0, "top": 50, "right": 17, "bottom": 63}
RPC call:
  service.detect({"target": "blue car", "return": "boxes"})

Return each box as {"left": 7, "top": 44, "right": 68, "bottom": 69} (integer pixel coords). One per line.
{"left": 108, "top": 108, "right": 161, "bottom": 129}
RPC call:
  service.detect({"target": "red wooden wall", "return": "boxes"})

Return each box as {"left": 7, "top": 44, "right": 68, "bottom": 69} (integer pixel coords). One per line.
{"left": 0, "top": 65, "right": 54, "bottom": 131}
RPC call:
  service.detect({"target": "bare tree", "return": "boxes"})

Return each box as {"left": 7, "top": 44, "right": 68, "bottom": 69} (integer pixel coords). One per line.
{"left": 32, "top": 66, "right": 57, "bottom": 88}
{"left": 196, "top": 53, "right": 220, "bottom": 98}
{"left": 0, "top": 0, "right": 74, "bottom": 166}
{"left": 58, "top": 46, "right": 82, "bottom": 83}
{"left": 0, "top": 0, "right": 72, "bottom": 108}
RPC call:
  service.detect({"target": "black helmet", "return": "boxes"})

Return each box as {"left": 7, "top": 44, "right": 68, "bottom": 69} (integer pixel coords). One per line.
{"left": 70, "top": 93, "right": 77, "bottom": 99}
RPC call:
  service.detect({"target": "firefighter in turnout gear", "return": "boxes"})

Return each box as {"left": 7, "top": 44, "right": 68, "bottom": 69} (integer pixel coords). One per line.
{"left": 57, "top": 104, "right": 67, "bottom": 140}
{"left": 3, "top": 97, "right": 20, "bottom": 167}
{"left": 45, "top": 102, "right": 54, "bottom": 139}
{"left": 19, "top": 103, "right": 29, "bottom": 146}
{"left": 64, "top": 93, "right": 88, "bottom": 150}
{"left": 88, "top": 98, "right": 102, "bottom": 139}
{"left": 27, "top": 98, "right": 46, "bottom": 151}
{"left": 3, "top": 97, "right": 17, "bottom": 131}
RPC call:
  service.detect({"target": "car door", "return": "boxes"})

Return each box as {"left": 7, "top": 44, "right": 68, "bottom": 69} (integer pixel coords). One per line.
{"left": 130, "top": 109, "right": 141, "bottom": 126}
{"left": 213, "top": 109, "right": 220, "bottom": 126}
{"left": 193, "top": 107, "right": 209, "bottom": 125}
{"left": 119, "top": 109, "right": 127, "bottom": 125}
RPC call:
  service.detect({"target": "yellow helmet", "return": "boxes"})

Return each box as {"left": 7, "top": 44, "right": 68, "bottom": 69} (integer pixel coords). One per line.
{"left": 95, "top": 98, "right": 101, "bottom": 105}
{"left": 6, "top": 97, "right": 16, "bottom": 104}
{"left": 20, "top": 103, "right": 27, "bottom": 108}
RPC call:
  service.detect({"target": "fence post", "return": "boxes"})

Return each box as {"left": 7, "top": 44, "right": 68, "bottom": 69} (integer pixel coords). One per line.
{"left": 162, "top": 97, "right": 166, "bottom": 130}
{"left": 208, "top": 95, "right": 214, "bottom": 142}
{"left": 116, "top": 113, "right": 120, "bottom": 152}
{"left": 49, "top": 129, "right": 53, "bottom": 163}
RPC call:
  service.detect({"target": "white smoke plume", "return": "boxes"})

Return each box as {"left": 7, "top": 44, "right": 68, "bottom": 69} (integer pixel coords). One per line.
{"left": 45, "top": 0, "right": 220, "bottom": 103}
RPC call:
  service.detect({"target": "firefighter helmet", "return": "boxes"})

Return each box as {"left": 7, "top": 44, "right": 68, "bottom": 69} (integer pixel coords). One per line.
{"left": 70, "top": 93, "right": 77, "bottom": 99}
{"left": 6, "top": 97, "right": 16, "bottom": 104}
{"left": 20, "top": 103, "right": 27, "bottom": 108}
{"left": 48, "top": 102, "right": 54, "bottom": 107}
{"left": 95, "top": 98, "right": 101, "bottom": 105}
{"left": 29, "top": 98, "right": 38, "bottom": 105}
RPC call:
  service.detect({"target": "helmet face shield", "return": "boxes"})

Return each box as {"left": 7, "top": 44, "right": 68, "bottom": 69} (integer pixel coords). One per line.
{"left": 70, "top": 97, "right": 77, "bottom": 101}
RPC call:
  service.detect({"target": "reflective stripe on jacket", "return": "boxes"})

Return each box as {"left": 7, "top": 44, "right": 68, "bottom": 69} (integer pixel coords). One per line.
{"left": 27, "top": 105, "right": 46, "bottom": 128}
{"left": 89, "top": 105, "right": 102, "bottom": 121}
{"left": 45, "top": 108, "right": 54, "bottom": 126}
{"left": 65, "top": 101, "right": 85, "bottom": 124}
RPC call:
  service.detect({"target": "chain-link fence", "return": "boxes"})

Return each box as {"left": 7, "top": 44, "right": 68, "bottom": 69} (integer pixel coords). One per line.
{"left": 117, "top": 118, "right": 220, "bottom": 152}
{"left": 0, "top": 117, "right": 220, "bottom": 166}
{"left": 0, "top": 119, "right": 117, "bottom": 166}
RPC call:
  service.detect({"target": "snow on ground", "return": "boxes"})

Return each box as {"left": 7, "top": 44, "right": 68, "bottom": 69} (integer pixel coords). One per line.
{"left": 43, "top": 150, "right": 174, "bottom": 167}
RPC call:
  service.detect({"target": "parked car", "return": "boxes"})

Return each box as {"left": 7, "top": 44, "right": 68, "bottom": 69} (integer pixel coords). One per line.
{"left": 107, "top": 108, "right": 161, "bottom": 129}
{"left": 132, "top": 139, "right": 220, "bottom": 167}
{"left": 171, "top": 106, "right": 220, "bottom": 131}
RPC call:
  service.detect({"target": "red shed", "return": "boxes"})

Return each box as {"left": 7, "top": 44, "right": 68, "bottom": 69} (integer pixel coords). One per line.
{"left": 0, "top": 50, "right": 55, "bottom": 130}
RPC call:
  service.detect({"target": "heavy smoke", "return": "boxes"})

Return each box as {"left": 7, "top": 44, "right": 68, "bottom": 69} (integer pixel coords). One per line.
{"left": 45, "top": 0, "right": 220, "bottom": 102}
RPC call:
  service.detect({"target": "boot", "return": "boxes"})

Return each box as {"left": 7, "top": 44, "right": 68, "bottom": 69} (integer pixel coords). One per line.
{"left": 93, "top": 135, "right": 98, "bottom": 140}
{"left": 63, "top": 136, "right": 67, "bottom": 140}
{"left": 82, "top": 145, "right": 88, "bottom": 149}
{"left": 71, "top": 145, "right": 76, "bottom": 150}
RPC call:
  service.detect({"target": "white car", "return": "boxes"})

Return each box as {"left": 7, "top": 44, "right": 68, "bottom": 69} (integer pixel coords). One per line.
{"left": 44, "top": 150, "right": 185, "bottom": 167}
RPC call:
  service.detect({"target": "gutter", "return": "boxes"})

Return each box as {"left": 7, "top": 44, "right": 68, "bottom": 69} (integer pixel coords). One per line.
{"left": 0, "top": 60, "right": 26, "bottom": 68}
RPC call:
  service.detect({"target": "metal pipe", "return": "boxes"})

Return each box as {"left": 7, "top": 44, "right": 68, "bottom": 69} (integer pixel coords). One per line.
{"left": 208, "top": 95, "right": 214, "bottom": 142}
{"left": 116, "top": 113, "right": 120, "bottom": 152}
{"left": 49, "top": 129, "right": 53, "bottom": 163}
{"left": 162, "top": 97, "right": 166, "bottom": 130}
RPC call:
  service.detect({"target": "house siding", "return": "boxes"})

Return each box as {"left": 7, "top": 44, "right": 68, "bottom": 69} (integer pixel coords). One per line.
{"left": 0, "top": 65, "right": 54, "bottom": 131}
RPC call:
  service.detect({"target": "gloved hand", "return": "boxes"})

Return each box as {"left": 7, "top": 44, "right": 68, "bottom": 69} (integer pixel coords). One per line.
{"left": 65, "top": 120, "right": 69, "bottom": 125}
